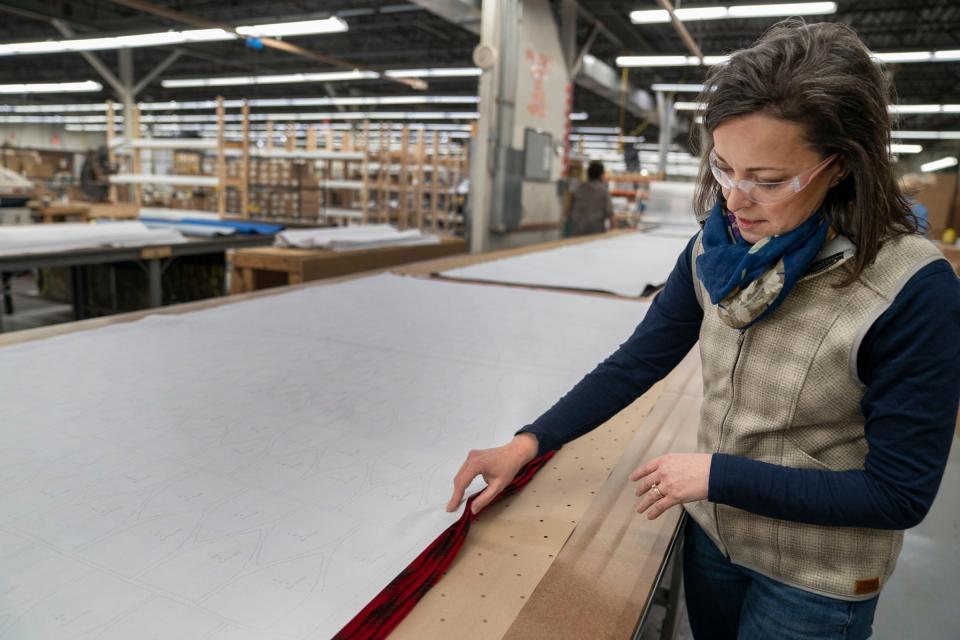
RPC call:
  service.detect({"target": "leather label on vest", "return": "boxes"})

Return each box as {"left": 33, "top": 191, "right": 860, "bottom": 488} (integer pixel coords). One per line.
{"left": 855, "top": 577, "right": 880, "bottom": 595}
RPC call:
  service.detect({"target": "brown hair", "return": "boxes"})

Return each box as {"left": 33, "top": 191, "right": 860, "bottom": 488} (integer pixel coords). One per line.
{"left": 691, "top": 19, "right": 918, "bottom": 284}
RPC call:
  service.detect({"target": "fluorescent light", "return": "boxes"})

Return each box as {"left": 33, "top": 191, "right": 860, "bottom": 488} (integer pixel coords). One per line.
{"left": 619, "top": 47, "right": 954, "bottom": 68}
{"left": 0, "top": 102, "right": 107, "bottom": 113}
{"left": 945, "top": 105, "right": 960, "bottom": 113}
{"left": 630, "top": 3, "right": 835, "bottom": 24}
{"left": 888, "top": 143, "right": 923, "bottom": 154}
{"left": 569, "top": 112, "right": 588, "bottom": 120}
{"left": 235, "top": 17, "right": 348, "bottom": 37}
{"left": 677, "top": 7, "right": 730, "bottom": 20}
{"left": 616, "top": 55, "right": 693, "bottom": 67}
{"left": 385, "top": 68, "right": 481, "bottom": 78}
{"left": 616, "top": 55, "right": 727, "bottom": 67}
{"left": 0, "top": 81, "right": 101, "bottom": 93}
{"left": 573, "top": 126, "right": 621, "bottom": 134}
{"left": 0, "top": 110, "right": 480, "bottom": 125}
{"left": 872, "top": 51, "right": 932, "bottom": 63}
{"left": 889, "top": 104, "right": 943, "bottom": 114}
{"left": 630, "top": 7, "right": 728, "bottom": 23}
{"left": 0, "top": 17, "right": 347, "bottom": 57}
{"left": 674, "top": 101, "right": 705, "bottom": 111}
{"left": 0, "top": 95, "right": 478, "bottom": 114}
{"left": 921, "top": 156, "right": 958, "bottom": 172}
{"left": 727, "top": 3, "right": 837, "bottom": 17}
{"left": 629, "top": 9, "right": 672, "bottom": 23}
{"left": 161, "top": 67, "right": 480, "bottom": 89}
{"left": 161, "top": 70, "right": 378, "bottom": 88}
{"left": 892, "top": 131, "right": 940, "bottom": 140}
{"left": 651, "top": 83, "right": 705, "bottom": 93}
{"left": 0, "top": 29, "right": 232, "bottom": 55}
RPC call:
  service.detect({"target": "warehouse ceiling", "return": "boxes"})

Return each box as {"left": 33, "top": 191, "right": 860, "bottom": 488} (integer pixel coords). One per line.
{"left": 0, "top": 0, "right": 956, "bottom": 154}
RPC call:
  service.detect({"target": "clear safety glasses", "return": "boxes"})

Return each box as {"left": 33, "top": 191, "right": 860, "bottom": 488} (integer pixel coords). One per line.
{"left": 709, "top": 150, "right": 838, "bottom": 204}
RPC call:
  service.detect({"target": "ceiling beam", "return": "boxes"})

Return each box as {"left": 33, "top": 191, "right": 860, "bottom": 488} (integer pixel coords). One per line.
{"left": 656, "top": 0, "right": 705, "bottom": 62}
{"left": 133, "top": 50, "right": 182, "bottom": 95}
{"left": 50, "top": 19, "right": 127, "bottom": 98}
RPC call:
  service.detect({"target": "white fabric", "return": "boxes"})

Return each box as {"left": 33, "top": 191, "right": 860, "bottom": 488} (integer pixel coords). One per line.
{"left": 142, "top": 221, "right": 237, "bottom": 237}
{"left": 0, "top": 166, "right": 33, "bottom": 190}
{"left": 110, "top": 174, "right": 220, "bottom": 187}
{"left": 0, "top": 273, "right": 648, "bottom": 639}
{"left": 441, "top": 232, "right": 690, "bottom": 297}
{"left": 0, "top": 221, "right": 186, "bottom": 256}
{"left": 275, "top": 224, "right": 440, "bottom": 251}
{"left": 139, "top": 207, "right": 223, "bottom": 222}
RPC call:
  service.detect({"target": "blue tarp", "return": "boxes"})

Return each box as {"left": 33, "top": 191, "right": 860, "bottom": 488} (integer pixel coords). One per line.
{"left": 139, "top": 217, "right": 283, "bottom": 235}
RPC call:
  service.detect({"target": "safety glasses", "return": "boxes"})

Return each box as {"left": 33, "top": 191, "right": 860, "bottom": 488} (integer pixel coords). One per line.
{"left": 709, "top": 150, "right": 838, "bottom": 204}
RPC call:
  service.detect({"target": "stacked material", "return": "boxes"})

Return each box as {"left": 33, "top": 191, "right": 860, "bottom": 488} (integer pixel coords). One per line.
{"left": 0, "top": 166, "right": 34, "bottom": 194}
{"left": 439, "top": 232, "right": 691, "bottom": 297}
{"left": 139, "top": 208, "right": 283, "bottom": 237}
{"left": 0, "top": 221, "right": 185, "bottom": 256}
{"left": 275, "top": 224, "right": 440, "bottom": 251}
{"left": 0, "top": 273, "right": 648, "bottom": 638}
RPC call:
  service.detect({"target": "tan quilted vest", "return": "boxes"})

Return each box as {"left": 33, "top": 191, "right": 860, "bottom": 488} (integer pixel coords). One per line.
{"left": 684, "top": 231, "right": 945, "bottom": 600}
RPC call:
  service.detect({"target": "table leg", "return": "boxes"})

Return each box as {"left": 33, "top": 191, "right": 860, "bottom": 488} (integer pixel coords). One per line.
{"left": 147, "top": 259, "right": 162, "bottom": 308}
{"left": 1, "top": 271, "right": 12, "bottom": 315}
{"left": 658, "top": 538, "right": 685, "bottom": 640}
{"left": 69, "top": 265, "right": 84, "bottom": 320}
{"left": 0, "top": 272, "right": 6, "bottom": 333}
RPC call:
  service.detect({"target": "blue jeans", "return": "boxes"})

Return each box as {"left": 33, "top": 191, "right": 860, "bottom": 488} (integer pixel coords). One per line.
{"left": 683, "top": 518, "right": 879, "bottom": 639}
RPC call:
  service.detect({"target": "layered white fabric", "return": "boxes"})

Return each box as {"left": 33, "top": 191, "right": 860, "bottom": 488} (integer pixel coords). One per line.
{"left": 440, "top": 232, "right": 691, "bottom": 297}
{"left": 0, "top": 273, "right": 648, "bottom": 639}
{"left": 275, "top": 224, "right": 440, "bottom": 251}
{"left": 0, "top": 221, "right": 186, "bottom": 256}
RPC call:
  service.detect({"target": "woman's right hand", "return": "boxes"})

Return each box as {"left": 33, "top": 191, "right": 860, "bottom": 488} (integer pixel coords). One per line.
{"left": 446, "top": 433, "right": 540, "bottom": 515}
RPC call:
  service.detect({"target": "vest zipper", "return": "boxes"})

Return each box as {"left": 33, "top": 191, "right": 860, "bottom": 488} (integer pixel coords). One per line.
{"left": 713, "top": 328, "right": 747, "bottom": 555}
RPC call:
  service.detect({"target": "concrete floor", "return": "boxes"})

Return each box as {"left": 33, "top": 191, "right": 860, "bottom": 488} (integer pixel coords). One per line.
{"left": 1, "top": 272, "right": 73, "bottom": 333}
{"left": 873, "top": 435, "right": 960, "bottom": 639}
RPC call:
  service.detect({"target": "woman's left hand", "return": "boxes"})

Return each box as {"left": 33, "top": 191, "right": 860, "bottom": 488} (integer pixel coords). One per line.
{"left": 629, "top": 453, "right": 713, "bottom": 520}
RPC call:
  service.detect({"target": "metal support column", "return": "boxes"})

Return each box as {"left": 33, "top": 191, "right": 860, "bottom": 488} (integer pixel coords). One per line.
{"left": 118, "top": 49, "right": 137, "bottom": 143}
{"left": 656, "top": 91, "right": 675, "bottom": 177}
{"left": 468, "top": 0, "right": 503, "bottom": 254}
{"left": 146, "top": 259, "right": 163, "bottom": 308}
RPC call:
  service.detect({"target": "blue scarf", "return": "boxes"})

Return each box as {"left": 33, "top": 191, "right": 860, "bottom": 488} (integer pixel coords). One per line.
{"left": 695, "top": 200, "right": 829, "bottom": 329}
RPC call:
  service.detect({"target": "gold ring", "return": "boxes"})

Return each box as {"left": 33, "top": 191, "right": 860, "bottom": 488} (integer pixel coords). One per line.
{"left": 651, "top": 483, "right": 664, "bottom": 500}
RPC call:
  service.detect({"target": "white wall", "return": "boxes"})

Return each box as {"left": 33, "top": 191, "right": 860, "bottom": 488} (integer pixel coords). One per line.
{"left": 0, "top": 124, "right": 105, "bottom": 152}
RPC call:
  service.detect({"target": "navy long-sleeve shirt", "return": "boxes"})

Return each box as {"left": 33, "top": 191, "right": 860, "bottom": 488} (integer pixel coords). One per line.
{"left": 519, "top": 234, "right": 960, "bottom": 530}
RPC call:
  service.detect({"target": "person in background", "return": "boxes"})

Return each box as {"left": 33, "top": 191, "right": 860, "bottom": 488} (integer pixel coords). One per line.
{"left": 900, "top": 173, "right": 931, "bottom": 236}
{"left": 567, "top": 160, "right": 614, "bottom": 236}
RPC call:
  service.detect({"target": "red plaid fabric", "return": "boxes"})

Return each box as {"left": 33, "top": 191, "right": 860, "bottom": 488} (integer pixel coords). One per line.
{"left": 334, "top": 452, "right": 556, "bottom": 640}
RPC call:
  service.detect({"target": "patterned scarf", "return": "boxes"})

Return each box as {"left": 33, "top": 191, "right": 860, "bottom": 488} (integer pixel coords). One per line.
{"left": 696, "top": 200, "right": 830, "bottom": 330}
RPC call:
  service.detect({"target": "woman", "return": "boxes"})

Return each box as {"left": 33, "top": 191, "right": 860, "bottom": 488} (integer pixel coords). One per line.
{"left": 447, "top": 20, "right": 960, "bottom": 639}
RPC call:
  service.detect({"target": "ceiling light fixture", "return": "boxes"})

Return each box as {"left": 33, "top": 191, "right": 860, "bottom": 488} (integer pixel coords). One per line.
{"left": 630, "top": 3, "right": 836, "bottom": 24}
{"left": 651, "top": 83, "right": 705, "bottom": 92}
{"left": 920, "top": 156, "right": 958, "bottom": 172}
{"left": 0, "top": 80, "right": 101, "bottom": 93}
{"left": 0, "top": 17, "right": 347, "bottom": 57}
